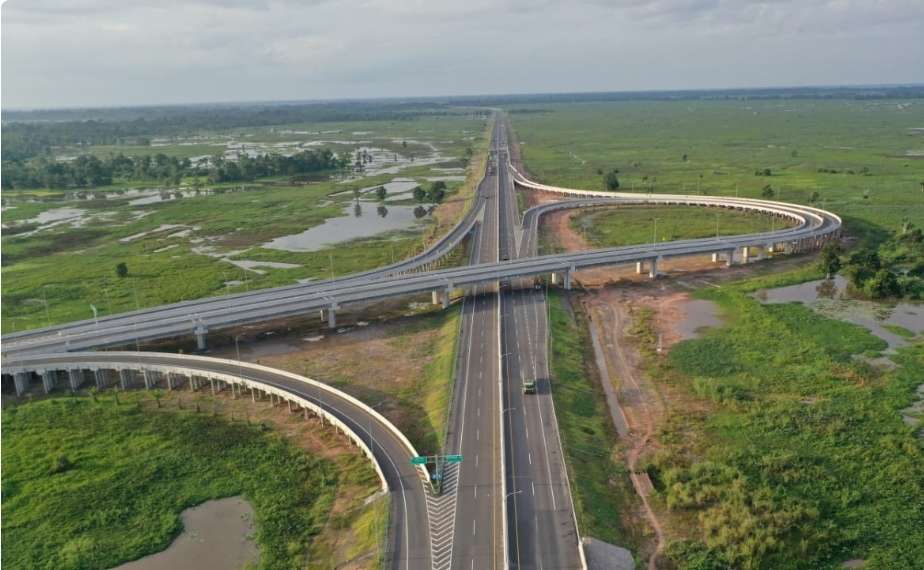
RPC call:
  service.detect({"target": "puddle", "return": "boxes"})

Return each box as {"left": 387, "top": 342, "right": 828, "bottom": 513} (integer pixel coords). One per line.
{"left": 120, "top": 224, "right": 188, "bottom": 243}
{"left": 222, "top": 259, "right": 301, "bottom": 274}
{"left": 330, "top": 178, "right": 420, "bottom": 200}
{"left": 112, "top": 496, "right": 257, "bottom": 570}
{"left": 676, "top": 299, "right": 721, "bottom": 340}
{"left": 30, "top": 207, "right": 87, "bottom": 224}
{"left": 262, "top": 203, "right": 430, "bottom": 252}
{"left": 756, "top": 276, "right": 924, "bottom": 349}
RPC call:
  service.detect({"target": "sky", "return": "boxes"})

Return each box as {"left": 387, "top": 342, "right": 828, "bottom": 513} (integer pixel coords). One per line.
{"left": 3, "top": 0, "right": 924, "bottom": 109}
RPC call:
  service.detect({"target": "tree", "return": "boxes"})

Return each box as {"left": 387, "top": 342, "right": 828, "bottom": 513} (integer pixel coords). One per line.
{"left": 761, "top": 185, "right": 775, "bottom": 199}
{"left": 412, "top": 186, "right": 426, "bottom": 202}
{"left": 375, "top": 186, "right": 387, "bottom": 201}
{"left": 115, "top": 262, "right": 128, "bottom": 278}
{"left": 818, "top": 243, "right": 842, "bottom": 279}
{"left": 427, "top": 180, "right": 447, "bottom": 203}
{"left": 809, "top": 191, "right": 820, "bottom": 203}
{"left": 603, "top": 169, "right": 621, "bottom": 191}
{"left": 682, "top": 153, "right": 688, "bottom": 162}
{"left": 866, "top": 269, "right": 901, "bottom": 298}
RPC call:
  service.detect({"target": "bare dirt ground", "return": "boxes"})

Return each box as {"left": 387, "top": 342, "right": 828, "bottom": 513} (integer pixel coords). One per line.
{"left": 208, "top": 304, "right": 453, "bottom": 454}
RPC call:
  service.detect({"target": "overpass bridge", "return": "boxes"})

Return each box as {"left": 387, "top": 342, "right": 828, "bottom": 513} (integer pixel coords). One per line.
{"left": 1, "top": 171, "right": 840, "bottom": 358}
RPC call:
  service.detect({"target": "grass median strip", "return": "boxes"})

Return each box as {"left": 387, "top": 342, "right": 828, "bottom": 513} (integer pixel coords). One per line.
{"left": 547, "top": 290, "right": 639, "bottom": 549}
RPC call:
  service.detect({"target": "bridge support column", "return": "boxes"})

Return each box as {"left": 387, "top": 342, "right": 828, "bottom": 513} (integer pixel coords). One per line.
{"left": 14, "top": 372, "right": 29, "bottom": 396}
{"left": 564, "top": 267, "right": 574, "bottom": 290}
{"left": 711, "top": 252, "right": 720, "bottom": 263}
{"left": 41, "top": 371, "right": 54, "bottom": 394}
{"left": 142, "top": 369, "right": 152, "bottom": 390}
{"left": 119, "top": 369, "right": 131, "bottom": 390}
{"left": 165, "top": 372, "right": 174, "bottom": 391}
{"left": 432, "top": 291, "right": 440, "bottom": 305}
{"left": 442, "top": 286, "right": 452, "bottom": 309}
{"left": 726, "top": 250, "right": 735, "bottom": 267}
{"left": 741, "top": 246, "right": 751, "bottom": 264}
{"left": 327, "top": 303, "right": 339, "bottom": 328}
{"left": 636, "top": 261, "right": 644, "bottom": 274}
{"left": 649, "top": 258, "right": 659, "bottom": 279}
{"left": 94, "top": 369, "right": 104, "bottom": 390}
{"left": 550, "top": 272, "right": 559, "bottom": 285}
{"left": 68, "top": 369, "right": 82, "bottom": 392}
{"left": 194, "top": 324, "right": 208, "bottom": 351}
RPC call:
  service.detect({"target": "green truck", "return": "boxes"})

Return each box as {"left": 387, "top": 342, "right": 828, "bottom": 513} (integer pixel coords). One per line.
{"left": 522, "top": 379, "right": 537, "bottom": 394}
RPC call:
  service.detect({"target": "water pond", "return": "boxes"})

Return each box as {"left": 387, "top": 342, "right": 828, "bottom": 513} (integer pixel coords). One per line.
{"left": 112, "top": 496, "right": 258, "bottom": 570}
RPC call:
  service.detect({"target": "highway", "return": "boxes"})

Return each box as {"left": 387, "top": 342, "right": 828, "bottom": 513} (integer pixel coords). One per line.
{"left": 442, "top": 121, "right": 504, "bottom": 570}
{"left": 2, "top": 115, "right": 844, "bottom": 570}
{"left": 497, "top": 135, "right": 582, "bottom": 569}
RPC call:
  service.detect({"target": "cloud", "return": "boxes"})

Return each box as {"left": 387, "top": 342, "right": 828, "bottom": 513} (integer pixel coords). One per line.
{"left": 2, "top": 0, "right": 922, "bottom": 108}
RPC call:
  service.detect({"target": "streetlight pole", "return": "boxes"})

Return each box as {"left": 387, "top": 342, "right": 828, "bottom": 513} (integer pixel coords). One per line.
{"left": 652, "top": 218, "right": 659, "bottom": 248}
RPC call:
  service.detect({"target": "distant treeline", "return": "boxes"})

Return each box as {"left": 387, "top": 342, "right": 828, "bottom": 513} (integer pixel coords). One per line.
{"left": 1, "top": 149, "right": 347, "bottom": 190}
{"left": 1, "top": 101, "right": 461, "bottom": 161}
{"left": 448, "top": 84, "right": 924, "bottom": 106}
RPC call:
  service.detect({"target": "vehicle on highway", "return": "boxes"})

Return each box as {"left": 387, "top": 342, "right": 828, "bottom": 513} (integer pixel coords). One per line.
{"left": 522, "top": 379, "right": 537, "bottom": 394}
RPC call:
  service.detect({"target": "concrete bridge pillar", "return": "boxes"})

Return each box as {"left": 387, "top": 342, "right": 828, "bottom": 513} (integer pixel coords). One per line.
{"left": 119, "top": 369, "right": 131, "bottom": 390}
{"left": 327, "top": 303, "right": 339, "bottom": 328}
{"left": 194, "top": 323, "right": 208, "bottom": 351}
{"left": 41, "top": 371, "right": 54, "bottom": 394}
{"left": 142, "top": 369, "right": 152, "bottom": 390}
{"left": 564, "top": 266, "right": 574, "bottom": 290}
{"left": 711, "top": 252, "right": 720, "bottom": 263}
{"left": 68, "top": 369, "right": 82, "bottom": 392}
{"left": 165, "top": 372, "right": 174, "bottom": 391}
{"left": 726, "top": 250, "right": 735, "bottom": 267}
{"left": 550, "top": 272, "right": 559, "bottom": 285}
{"left": 94, "top": 369, "right": 105, "bottom": 390}
{"left": 14, "top": 372, "right": 30, "bottom": 396}
{"left": 649, "top": 257, "right": 660, "bottom": 279}
{"left": 741, "top": 246, "right": 751, "bottom": 263}
{"left": 432, "top": 291, "right": 440, "bottom": 305}
{"left": 636, "top": 261, "right": 644, "bottom": 274}
{"left": 442, "top": 286, "right": 452, "bottom": 309}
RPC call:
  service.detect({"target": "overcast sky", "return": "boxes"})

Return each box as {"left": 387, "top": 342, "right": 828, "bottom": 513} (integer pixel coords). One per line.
{"left": 3, "top": 0, "right": 923, "bottom": 109}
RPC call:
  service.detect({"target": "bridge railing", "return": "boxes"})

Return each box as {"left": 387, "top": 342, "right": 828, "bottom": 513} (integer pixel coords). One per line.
{"left": 3, "top": 351, "right": 433, "bottom": 491}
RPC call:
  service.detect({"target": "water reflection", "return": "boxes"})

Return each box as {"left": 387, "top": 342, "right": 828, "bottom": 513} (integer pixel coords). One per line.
{"left": 756, "top": 276, "right": 924, "bottom": 349}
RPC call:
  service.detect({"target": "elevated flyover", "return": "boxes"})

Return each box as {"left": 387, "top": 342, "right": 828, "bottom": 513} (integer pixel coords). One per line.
{"left": 1, "top": 174, "right": 840, "bottom": 357}
{"left": 1, "top": 351, "right": 432, "bottom": 570}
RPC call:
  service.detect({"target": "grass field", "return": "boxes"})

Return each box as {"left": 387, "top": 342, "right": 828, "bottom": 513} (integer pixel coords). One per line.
{"left": 547, "top": 291, "right": 640, "bottom": 550}
{"left": 1, "top": 393, "right": 381, "bottom": 570}
{"left": 250, "top": 305, "right": 462, "bottom": 456}
{"left": 510, "top": 100, "right": 924, "bottom": 243}
{"left": 2, "top": 115, "right": 490, "bottom": 332}
{"left": 638, "top": 270, "right": 924, "bottom": 569}
{"left": 571, "top": 205, "right": 795, "bottom": 249}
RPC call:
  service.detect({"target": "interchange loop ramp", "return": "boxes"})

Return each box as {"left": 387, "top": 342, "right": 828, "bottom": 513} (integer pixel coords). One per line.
{"left": 2, "top": 351, "right": 432, "bottom": 570}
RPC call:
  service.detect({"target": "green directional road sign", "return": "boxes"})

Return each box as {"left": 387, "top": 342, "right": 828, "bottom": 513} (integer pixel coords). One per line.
{"left": 410, "top": 456, "right": 429, "bottom": 465}
{"left": 446, "top": 454, "right": 463, "bottom": 463}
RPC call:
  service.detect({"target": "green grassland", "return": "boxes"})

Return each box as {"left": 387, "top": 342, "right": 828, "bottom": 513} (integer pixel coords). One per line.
{"left": 571, "top": 205, "right": 795, "bottom": 249}
{"left": 1, "top": 393, "right": 379, "bottom": 570}
{"left": 641, "top": 271, "right": 924, "bottom": 569}
{"left": 2, "top": 116, "right": 490, "bottom": 331}
{"left": 513, "top": 101, "right": 924, "bottom": 569}
{"left": 510, "top": 100, "right": 924, "bottom": 242}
